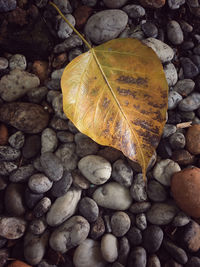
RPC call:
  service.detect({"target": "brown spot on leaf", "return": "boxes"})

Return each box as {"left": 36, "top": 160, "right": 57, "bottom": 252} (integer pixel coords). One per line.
{"left": 117, "top": 75, "right": 148, "bottom": 87}
{"left": 102, "top": 98, "right": 111, "bottom": 109}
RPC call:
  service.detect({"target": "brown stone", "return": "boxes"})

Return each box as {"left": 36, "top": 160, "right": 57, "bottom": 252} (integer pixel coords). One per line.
{"left": 73, "top": 6, "right": 93, "bottom": 29}
{"left": 139, "top": 0, "right": 165, "bottom": 8}
{"left": 171, "top": 149, "right": 195, "bottom": 165}
{"left": 90, "top": 216, "right": 105, "bottom": 240}
{"left": 32, "top": 60, "right": 49, "bottom": 83}
{"left": 186, "top": 125, "right": 200, "bottom": 155}
{"left": 52, "top": 53, "right": 68, "bottom": 69}
{"left": 0, "top": 124, "right": 8, "bottom": 145}
{"left": 171, "top": 167, "right": 200, "bottom": 218}
{"left": 0, "top": 102, "right": 49, "bottom": 134}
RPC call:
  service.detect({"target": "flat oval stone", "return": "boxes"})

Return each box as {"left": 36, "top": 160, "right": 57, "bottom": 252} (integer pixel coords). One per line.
{"left": 93, "top": 182, "right": 132, "bottom": 210}
{"left": 111, "top": 211, "right": 131, "bottom": 237}
{"left": 143, "top": 225, "right": 163, "bottom": 253}
{"left": 46, "top": 187, "right": 81, "bottom": 226}
{"left": 78, "top": 155, "right": 112, "bottom": 185}
{"left": 178, "top": 93, "right": 200, "bottom": 111}
{"left": 167, "top": 20, "right": 184, "bottom": 45}
{"left": 28, "top": 173, "right": 53, "bottom": 194}
{"left": 0, "top": 217, "right": 26, "bottom": 239}
{"left": 101, "top": 234, "right": 118, "bottom": 263}
{"left": 84, "top": 10, "right": 128, "bottom": 44}
{"left": 79, "top": 197, "right": 99, "bottom": 223}
{"left": 49, "top": 216, "right": 90, "bottom": 253}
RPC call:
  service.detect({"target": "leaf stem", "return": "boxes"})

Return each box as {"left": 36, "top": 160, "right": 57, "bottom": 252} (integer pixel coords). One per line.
{"left": 49, "top": 1, "right": 92, "bottom": 50}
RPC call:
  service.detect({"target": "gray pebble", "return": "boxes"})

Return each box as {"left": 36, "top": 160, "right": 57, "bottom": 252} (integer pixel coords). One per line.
{"left": 181, "top": 57, "right": 199, "bottom": 78}
{"left": 68, "top": 48, "right": 82, "bottom": 62}
{"left": 180, "top": 20, "right": 193, "bottom": 32}
{"left": 57, "top": 15, "right": 75, "bottom": 39}
{"left": 98, "top": 147, "right": 122, "bottom": 163}
{"left": 85, "top": 10, "right": 128, "bottom": 44}
{"left": 123, "top": 4, "right": 145, "bottom": 18}
{"left": 68, "top": 120, "right": 79, "bottom": 133}
{"left": 9, "top": 54, "right": 26, "bottom": 70}
{"left": 8, "top": 131, "right": 25, "bottom": 149}
{"left": 35, "top": 0, "right": 48, "bottom": 8}
{"left": 111, "top": 212, "right": 131, "bottom": 237}
{"left": 185, "top": 257, "right": 200, "bottom": 267}
{"left": 130, "top": 173, "right": 147, "bottom": 202}
{"left": 33, "top": 197, "right": 51, "bottom": 218}
{"left": 168, "top": 91, "right": 183, "bottom": 110}
{"left": 130, "top": 202, "right": 151, "bottom": 214}
{"left": 0, "top": 216, "right": 26, "bottom": 239}
{"left": 118, "top": 237, "right": 130, "bottom": 266}
{"left": 104, "top": 215, "right": 112, "bottom": 233}
{"left": 46, "top": 79, "right": 60, "bottom": 91}
{"left": 178, "top": 93, "right": 200, "bottom": 111}
{"left": 0, "top": 146, "right": 21, "bottom": 161}
{"left": 163, "top": 239, "right": 188, "bottom": 264}
{"left": 101, "top": 234, "right": 118, "bottom": 263}
{"left": 41, "top": 128, "right": 58, "bottom": 154}
{"left": 90, "top": 216, "right": 105, "bottom": 240}
{"left": 162, "top": 124, "right": 177, "bottom": 138}
{"left": 54, "top": 34, "right": 83, "bottom": 54}
{"left": 33, "top": 157, "right": 44, "bottom": 172}
{"left": 25, "top": 188, "right": 44, "bottom": 209}
{"left": 82, "top": 0, "right": 97, "bottom": 6}
{"left": 112, "top": 159, "right": 133, "bottom": 187}
{"left": 128, "top": 247, "right": 146, "bottom": 267}
{"left": 169, "top": 132, "right": 185, "bottom": 149}
{"left": 180, "top": 111, "right": 195, "bottom": 121}
{"left": 141, "top": 22, "right": 158, "bottom": 38}
{"left": 143, "top": 225, "right": 163, "bottom": 253}
{"left": 172, "top": 211, "right": 190, "bottom": 227}
{"left": 27, "top": 86, "right": 48, "bottom": 103}
{"left": 164, "top": 62, "right": 178, "bottom": 86}
{"left": 75, "top": 133, "right": 99, "bottom": 157}
{"left": 103, "top": 0, "right": 128, "bottom": 8}
{"left": 53, "top": 0, "right": 72, "bottom": 14}
{"left": 29, "top": 219, "right": 47, "bottom": 235}
{"left": 22, "top": 135, "right": 41, "bottom": 159}
{"left": 55, "top": 143, "right": 78, "bottom": 171}
{"left": 0, "top": 161, "right": 17, "bottom": 175}
{"left": 51, "top": 171, "right": 72, "bottom": 197}
{"left": 174, "top": 79, "right": 195, "bottom": 96}
{"left": 52, "top": 93, "right": 66, "bottom": 119}
{"left": 50, "top": 116, "right": 68, "bottom": 131}
{"left": 79, "top": 197, "right": 99, "bottom": 223}
{"left": 168, "top": 0, "right": 185, "bottom": 9}
{"left": 57, "top": 131, "right": 74, "bottom": 143}
{"left": 167, "top": 20, "right": 184, "bottom": 45}
{"left": 135, "top": 213, "right": 147, "bottom": 231}
{"left": 0, "top": 57, "right": 8, "bottom": 70}
{"left": 40, "top": 152, "right": 63, "bottom": 181}
{"left": 49, "top": 215, "right": 90, "bottom": 253}
{"left": 147, "top": 180, "right": 167, "bottom": 202}
{"left": 194, "top": 44, "right": 200, "bottom": 55}
{"left": 28, "top": 173, "right": 53, "bottom": 194}
{"left": 147, "top": 203, "right": 177, "bottom": 225}
{"left": 127, "top": 227, "right": 142, "bottom": 246}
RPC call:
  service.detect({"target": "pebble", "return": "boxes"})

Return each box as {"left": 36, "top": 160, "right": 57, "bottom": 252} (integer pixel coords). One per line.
{"left": 28, "top": 173, "right": 53, "bottom": 194}
{"left": 84, "top": 10, "right": 128, "bottom": 44}
{"left": 57, "top": 15, "right": 75, "bottom": 39}
{"left": 185, "top": 257, "right": 200, "bottom": 267}
{"left": 180, "top": 57, "right": 199, "bottom": 78}
{"left": 33, "top": 197, "right": 51, "bottom": 218}
{"left": 98, "top": 147, "right": 122, "bottom": 163}
{"left": 47, "top": 91, "right": 60, "bottom": 104}
{"left": 186, "top": 124, "right": 200, "bottom": 154}
{"left": 194, "top": 44, "right": 200, "bottom": 55}
{"left": 191, "top": 55, "right": 200, "bottom": 71}
{"left": 68, "top": 120, "right": 79, "bottom": 133}
{"left": 40, "top": 152, "right": 63, "bottom": 181}
{"left": 143, "top": 225, "right": 163, "bottom": 253}
{"left": 72, "top": 170, "right": 90, "bottom": 189}
{"left": 130, "top": 173, "right": 147, "bottom": 202}
{"left": 73, "top": 6, "right": 93, "bottom": 30}
{"left": 110, "top": 212, "right": 131, "bottom": 237}
{"left": 164, "top": 63, "right": 178, "bottom": 86}
{"left": 118, "top": 237, "right": 130, "bottom": 265}
{"left": 0, "top": 161, "right": 17, "bottom": 175}
{"left": 168, "top": 0, "right": 185, "bottom": 9}
{"left": 157, "top": 139, "right": 172, "bottom": 159}
{"left": 32, "top": 60, "right": 48, "bottom": 83}
{"left": 75, "top": 133, "right": 99, "bottom": 157}
{"left": 128, "top": 247, "right": 146, "bottom": 267}
{"left": 103, "top": 0, "right": 128, "bottom": 8}
{"left": 0, "top": 0, "right": 16, "bottom": 12}
{"left": 147, "top": 180, "right": 167, "bottom": 202}
{"left": 142, "top": 38, "right": 174, "bottom": 63}
{"left": 162, "top": 124, "right": 177, "bottom": 138}
{"left": 22, "top": 135, "right": 41, "bottom": 159}
{"left": 178, "top": 220, "right": 200, "bottom": 252}
{"left": 135, "top": 213, "right": 147, "bottom": 230}
{"left": 5, "top": 183, "right": 26, "bottom": 216}
{"left": 147, "top": 254, "right": 161, "bottom": 267}
{"left": 0, "top": 124, "right": 8, "bottom": 145}
{"left": 90, "top": 216, "right": 105, "bottom": 240}
{"left": 112, "top": 159, "right": 133, "bottom": 187}
{"left": 0, "top": 102, "right": 49, "bottom": 134}
{"left": 169, "top": 132, "right": 186, "bottom": 150}
{"left": 50, "top": 116, "right": 68, "bottom": 131}
{"left": 82, "top": 0, "right": 97, "bottom": 6}
{"left": 153, "top": 159, "right": 181, "bottom": 186}
{"left": 54, "top": 34, "right": 83, "bottom": 54}
{"left": 25, "top": 188, "right": 44, "bottom": 209}
{"left": 180, "top": 20, "right": 193, "bottom": 32}
{"left": 57, "top": 131, "right": 74, "bottom": 143}
{"left": 35, "top": 0, "right": 48, "bottom": 8}
{"left": 78, "top": 155, "right": 111, "bottom": 185}
{"left": 68, "top": 48, "right": 82, "bottom": 62}
{"left": 51, "top": 171, "right": 72, "bottom": 197}
{"left": 0, "top": 177, "right": 7, "bottom": 191}
{"left": 123, "top": 4, "right": 145, "bottom": 18}
{"left": 73, "top": 239, "right": 105, "bottom": 267}
{"left": 179, "top": 110, "right": 195, "bottom": 121}
{"left": 46, "top": 187, "right": 81, "bottom": 226}
{"left": 0, "top": 217, "right": 26, "bottom": 239}
{"left": 172, "top": 212, "right": 190, "bottom": 227}
{"left": 168, "top": 91, "right": 183, "bottom": 110}
{"left": 167, "top": 20, "right": 184, "bottom": 45}
{"left": 0, "top": 57, "right": 8, "bottom": 70}
{"left": 0, "top": 69, "right": 39, "bottom": 102}
{"left": 8, "top": 131, "right": 25, "bottom": 149}
{"left": 141, "top": 22, "right": 158, "bottom": 38}
{"left": 93, "top": 182, "right": 132, "bottom": 210}
{"left": 29, "top": 219, "right": 47, "bottom": 235}
{"left": 163, "top": 240, "right": 188, "bottom": 264}
{"left": 171, "top": 167, "right": 200, "bottom": 217}
{"left": 55, "top": 143, "right": 78, "bottom": 171}
{"left": 0, "top": 145, "right": 20, "bottom": 161}
{"left": 101, "top": 234, "right": 118, "bottom": 263}
{"left": 130, "top": 202, "right": 151, "bottom": 214}
{"left": 52, "top": 94, "right": 66, "bottom": 119}
{"left": 27, "top": 86, "right": 48, "bottom": 104}
{"left": 179, "top": 93, "right": 200, "bottom": 112}
{"left": 24, "top": 231, "right": 49, "bottom": 265}
{"left": 9, "top": 54, "right": 26, "bottom": 70}
{"left": 79, "top": 197, "right": 99, "bottom": 223}
{"left": 147, "top": 203, "right": 177, "bottom": 225}
{"left": 49, "top": 215, "right": 90, "bottom": 253}
{"left": 127, "top": 227, "right": 142, "bottom": 246}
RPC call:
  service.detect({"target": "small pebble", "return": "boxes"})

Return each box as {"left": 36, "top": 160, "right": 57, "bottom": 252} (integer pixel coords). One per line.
{"left": 57, "top": 131, "right": 74, "bottom": 143}
{"left": 101, "top": 234, "right": 118, "bottom": 263}
{"left": 167, "top": 20, "right": 184, "bottom": 45}
{"left": 172, "top": 149, "right": 195, "bottom": 165}
{"left": 174, "top": 79, "right": 195, "bottom": 96}
{"left": 128, "top": 247, "right": 146, "bottom": 267}
{"left": 57, "top": 15, "right": 75, "bottom": 39}
{"left": 127, "top": 227, "right": 142, "bottom": 246}
{"left": 79, "top": 197, "right": 99, "bottom": 223}
{"left": 22, "top": 135, "right": 41, "bottom": 159}
{"left": 130, "top": 173, "right": 147, "bottom": 202}
{"left": 123, "top": 4, "right": 145, "bottom": 18}
{"left": 29, "top": 219, "right": 47, "bottom": 235}
{"left": 0, "top": 124, "right": 8, "bottom": 145}
{"left": 41, "top": 128, "right": 58, "bottom": 153}
{"left": 141, "top": 22, "right": 158, "bottom": 38}
{"left": 169, "top": 132, "right": 185, "bottom": 150}
{"left": 163, "top": 239, "right": 188, "bottom": 264}
{"left": 168, "top": 91, "right": 183, "bottom": 110}
{"left": 164, "top": 63, "right": 178, "bottom": 86}
{"left": 130, "top": 202, "right": 151, "bottom": 214}
{"left": 180, "top": 57, "right": 199, "bottom": 78}
{"left": 75, "top": 133, "right": 99, "bottom": 157}
{"left": 143, "top": 225, "right": 163, "bottom": 253}
{"left": 0, "top": 161, "right": 17, "bottom": 175}
{"left": 147, "top": 254, "right": 161, "bottom": 267}
{"left": 25, "top": 188, "right": 44, "bottom": 209}
{"left": 162, "top": 124, "right": 177, "bottom": 138}
{"left": 0, "top": 217, "right": 26, "bottom": 239}
{"left": 9, "top": 54, "right": 26, "bottom": 70}
{"left": 90, "top": 216, "right": 105, "bottom": 240}
{"left": 147, "top": 180, "right": 167, "bottom": 202}
{"left": 112, "top": 159, "right": 133, "bottom": 187}
{"left": 0, "top": 57, "right": 8, "bottom": 70}
{"left": 0, "top": 145, "right": 21, "bottom": 161}
{"left": 33, "top": 197, "right": 51, "bottom": 218}
{"left": 27, "top": 86, "right": 48, "bottom": 104}
{"left": 172, "top": 211, "right": 190, "bottom": 227}
{"left": 54, "top": 34, "right": 83, "bottom": 54}
{"left": 51, "top": 171, "right": 72, "bottom": 197}
{"left": 68, "top": 48, "right": 82, "bottom": 62}
{"left": 8, "top": 131, "right": 25, "bottom": 149}
{"left": 135, "top": 213, "right": 147, "bottom": 230}
{"left": 111, "top": 211, "right": 131, "bottom": 237}
{"left": 28, "top": 173, "right": 53, "bottom": 194}
{"left": 56, "top": 143, "right": 78, "bottom": 171}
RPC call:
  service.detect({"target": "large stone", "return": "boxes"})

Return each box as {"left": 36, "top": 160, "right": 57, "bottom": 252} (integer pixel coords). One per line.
{"left": 0, "top": 217, "right": 26, "bottom": 239}
{"left": 186, "top": 124, "right": 200, "bottom": 155}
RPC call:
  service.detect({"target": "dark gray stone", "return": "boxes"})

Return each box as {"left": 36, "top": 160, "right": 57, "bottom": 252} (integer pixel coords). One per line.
{"left": 141, "top": 22, "right": 158, "bottom": 38}
{"left": 143, "top": 225, "right": 163, "bottom": 253}
{"left": 147, "top": 180, "right": 167, "bottom": 202}
{"left": 180, "top": 57, "right": 199, "bottom": 78}
{"left": 79, "top": 197, "right": 99, "bottom": 223}
{"left": 9, "top": 164, "right": 35, "bottom": 183}
{"left": 0, "top": 146, "right": 20, "bottom": 161}
{"left": 163, "top": 239, "right": 188, "bottom": 264}
{"left": 51, "top": 171, "right": 73, "bottom": 197}
{"left": 22, "top": 135, "right": 41, "bottom": 159}
{"left": 127, "top": 227, "right": 142, "bottom": 246}
{"left": 112, "top": 159, "right": 133, "bottom": 187}
{"left": 128, "top": 247, "right": 146, "bottom": 267}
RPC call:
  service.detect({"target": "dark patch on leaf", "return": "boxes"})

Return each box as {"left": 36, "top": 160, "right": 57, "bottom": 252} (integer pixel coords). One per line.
{"left": 117, "top": 75, "right": 148, "bottom": 87}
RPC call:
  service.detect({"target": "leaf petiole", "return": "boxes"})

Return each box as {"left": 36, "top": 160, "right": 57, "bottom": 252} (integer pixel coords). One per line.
{"left": 49, "top": 1, "right": 92, "bottom": 50}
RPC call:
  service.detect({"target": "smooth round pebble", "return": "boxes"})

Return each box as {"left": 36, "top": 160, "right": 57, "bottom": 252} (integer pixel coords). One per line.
{"left": 174, "top": 79, "right": 195, "bottom": 96}
{"left": 123, "top": 4, "right": 145, "bottom": 18}
{"left": 143, "top": 225, "right": 163, "bottom": 253}
{"left": 178, "top": 93, "right": 200, "bottom": 111}
{"left": 28, "top": 173, "right": 53, "bottom": 194}
{"left": 164, "top": 63, "right": 178, "bottom": 86}
{"left": 55, "top": 143, "right": 78, "bottom": 171}
{"left": 33, "top": 197, "right": 51, "bottom": 218}
{"left": 180, "top": 57, "right": 199, "bottom": 78}
{"left": 130, "top": 202, "right": 151, "bottom": 214}
{"left": 147, "top": 180, "right": 167, "bottom": 202}
{"left": 163, "top": 240, "right": 188, "bottom": 264}
{"left": 168, "top": 91, "right": 182, "bottom": 110}
{"left": 141, "top": 22, "right": 158, "bottom": 38}
{"left": 103, "top": 0, "right": 128, "bottom": 8}
{"left": 0, "top": 57, "right": 8, "bottom": 70}
{"left": 127, "top": 227, "right": 142, "bottom": 246}
{"left": 147, "top": 255, "right": 161, "bottom": 267}
{"left": 9, "top": 164, "right": 35, "bottom": 183}
{"left": 29, "top": 219, "right": 47, "bottom": 235}
{"left": 172, "top": 212, "right": 190, "bottom": 227}
{"left": 111, "top": 212, "right": 131, "bottom": 237}
{"left": 79, "top": 197, "right": 99, "bottom": 223}
{"left": 57, "top": 15, "right": 75, "bottom": 39}
{"left": 169, "top": 132, "right": 186, "bottom": 150}
{"left": 172, "top": 149, "right": 194, "bottom": 165}
{"left": 101, "top": 234, "right": 118, "bottom": 263}
{"left": 75, "top": 133, "right": 99, "bottom": 157}
{"left": 167, "top": 20, "right": 184, "bottom": 45}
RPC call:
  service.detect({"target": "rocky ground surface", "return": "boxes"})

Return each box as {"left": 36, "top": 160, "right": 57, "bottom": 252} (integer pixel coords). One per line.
{"left": 0, "top": 0, "right": 200, "bottom": 266}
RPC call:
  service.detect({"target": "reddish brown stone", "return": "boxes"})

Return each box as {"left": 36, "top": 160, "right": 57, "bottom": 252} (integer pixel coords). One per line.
{"left": 0, "top": 124, "right": 8, "bottom": 145}
{"left": 73, "top": 6, "right": 93, "bottom": 29}
{"left": 139, "top": 0, "right": 165, "bottom": 8}
{"left": 171, "top": 167, "right": 200, "bottom": 218}
{"left": 171, "top": 149, "right": 195, "bottom": 165}
{"left": 32, "top": 60, "right": 49, "bottom": 83}
{"left": 52, "top": 53, "right": 68, "bottom": 69}
{"left": 186, "top": 125, "right": 200, "bottom": 155}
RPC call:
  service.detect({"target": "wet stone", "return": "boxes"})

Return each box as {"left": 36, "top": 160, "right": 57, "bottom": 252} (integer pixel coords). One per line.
{"left": 127, "top": 227, "right": 142, "bottom": 246}
{"left": 28, "top": 173, "right": 53, "bottom": 194}
{"left": 147, "top": 180, "right": 167, "bottom": 202}
{"left": 130, "top": 202, "right": 151, "bottom": 214}
{"left": 22, "top": 135, "right": 41, "bottom": 159}
{"left": 143, "top": 225, "right": 164, "bottom": 253}
{"left": 53, "top": 0, "right": 72, "bottom": 14}
{"left": 111, "top": 212, "right": 131, "bottom": 237}
{"left": 8, "top": 131, "right": 25, "bottom": 149}
{"left": 0, "top": 146, "right": 20, "bottom": 161}
{"left": 33, "top": 197, "right": 51, "bottom": 218}
{"left": 79, "top": 197, "right": 99, "bottom": 223}
{"left": 130, "top": 173, "right": 147, "bottom": 202}
{"left": 51, "top": 171, "right": 72, "bottom": 197}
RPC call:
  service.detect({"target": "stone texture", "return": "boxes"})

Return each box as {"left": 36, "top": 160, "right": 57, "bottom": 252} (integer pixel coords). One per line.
{"left": 186, "top": 124, "right": 200, "bottom": 155}
{"left": 0, "top": 217, "right": 26, "bottom": 239}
